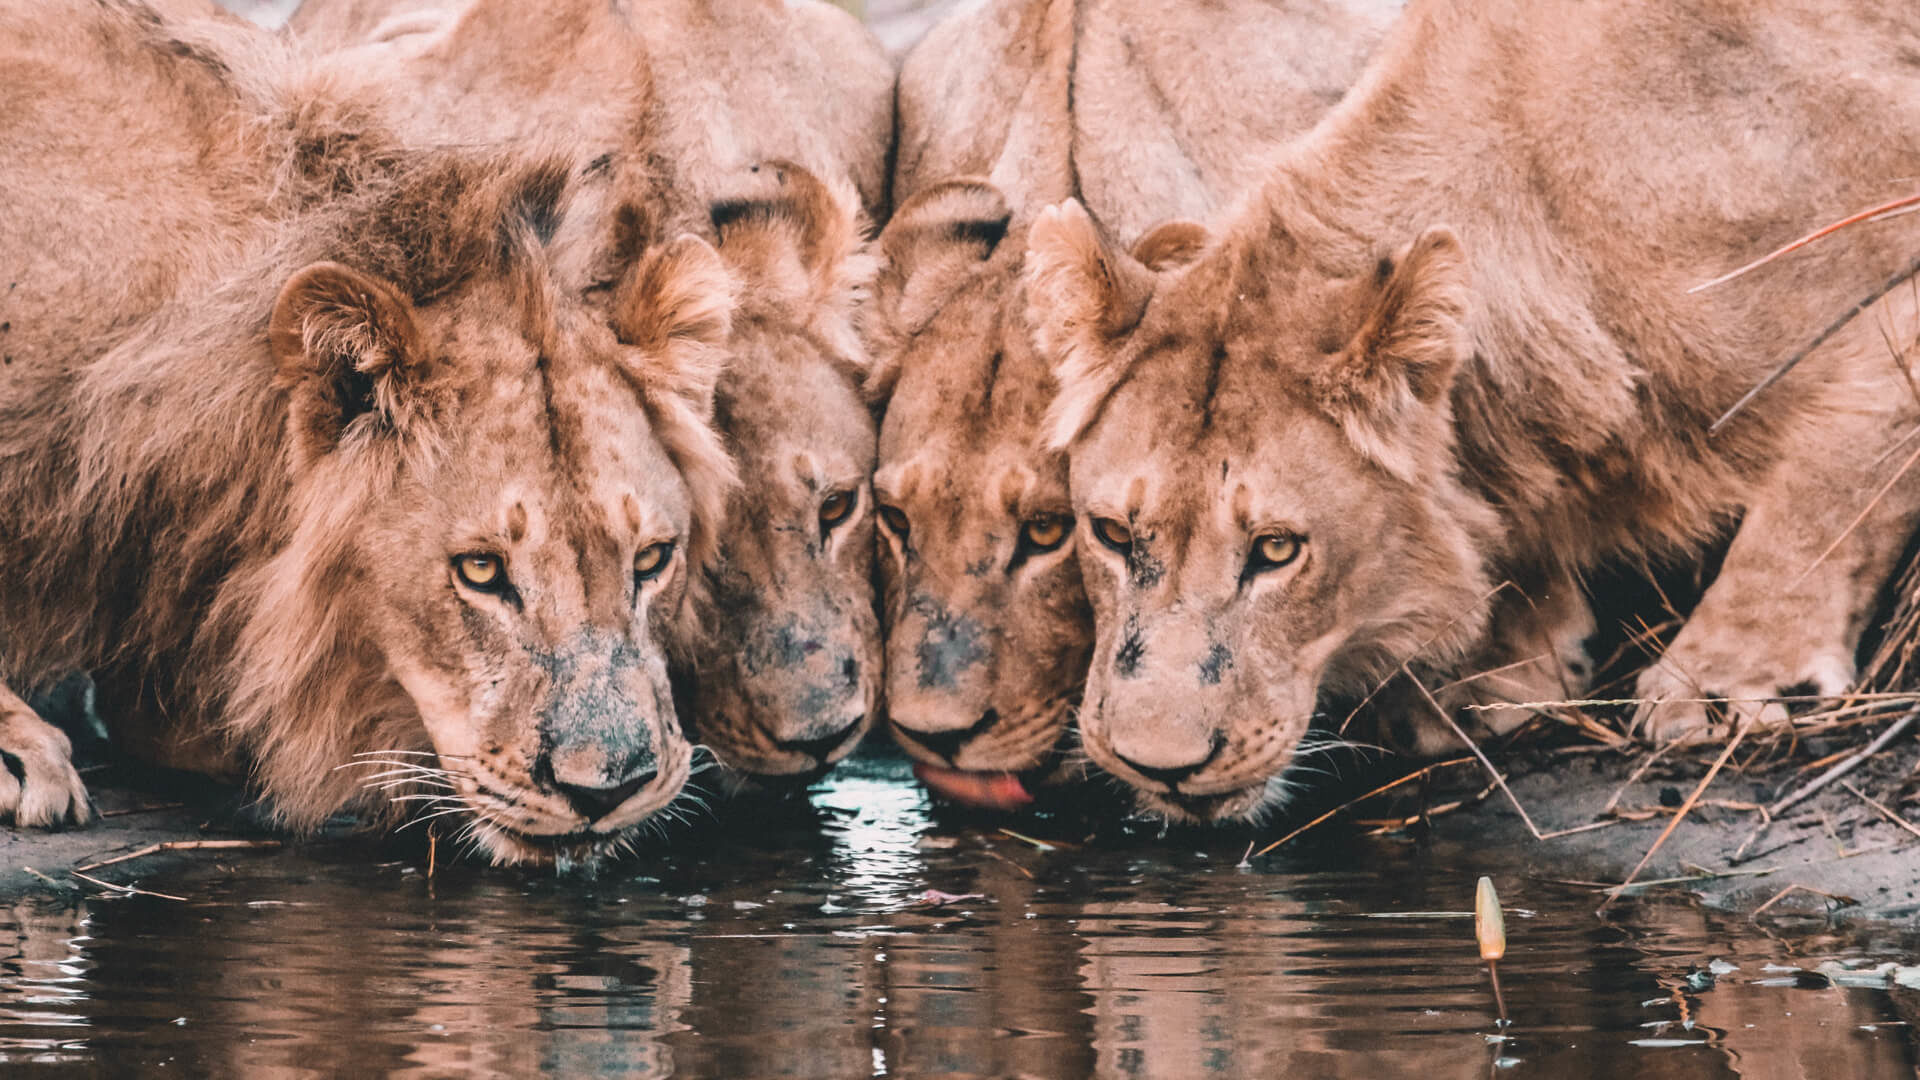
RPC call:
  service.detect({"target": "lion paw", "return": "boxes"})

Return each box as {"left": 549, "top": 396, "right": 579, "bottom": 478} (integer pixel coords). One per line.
{"left": 1632, "top": 645, "right": 1852, "bottom": 747}
{"left": 0, "top": 710, "right": 93, "bottom": 828}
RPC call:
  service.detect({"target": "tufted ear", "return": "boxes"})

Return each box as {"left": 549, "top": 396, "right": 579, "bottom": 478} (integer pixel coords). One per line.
{"left": 609, "top": 233, "right": 741, "bottom": 577}
{"left": 611, "top": 233, "right": 737, "bottom": 421}
{"left": 1312, "top": 226, "right": 1472, "bottom": 479}
{"left": 269, "top": 261, "right": 442, "bottom": 468}
{"left": 1026, "top": 199, "right": 1156, "bottom": 450}
{"left": 864, "top": 178, "right": 1011, "bottom": 402}
{"left": 707, "top": 160, "right": 875, "bottom": 372}
{"left": 1130, "top": 220, "right": 1210, "bottom": 271}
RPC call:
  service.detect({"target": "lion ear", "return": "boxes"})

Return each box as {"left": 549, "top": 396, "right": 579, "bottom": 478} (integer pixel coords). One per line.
{"left": 269, "top": 261, "right": 438, "bottom": 467}
{"left": 708, "top": 160, "right": 875, "bottom": 370}
{"left": 609, "top": 233, "right": 740, "bottom": 578}
{"left": 1026, "top": 199, "right": 1156, "bottom": 450}
{"left": 1316, "top": 226, "right": 1471, "bottom": 477}
{"left": 865, "top": 178, "right": 1011, "bottom": 402}
{"left": 1130, "top": 220, "right": 1210, "bottom": 271}
{"left": 610, "top": 233, "right": 737, "bottom": 421}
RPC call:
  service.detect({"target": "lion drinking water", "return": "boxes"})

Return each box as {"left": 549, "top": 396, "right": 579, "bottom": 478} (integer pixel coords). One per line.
{"left": 0, "top": 0, "right": 740, "bottom": 864}
{"left": 867, "top": 0, "right": 1396, "bottom": 805}
{"left": 1027, "top": 0, "right": 1920, "bottom": 821}
{"left": 293, "top": 0, "right": 894, "bottom": 783}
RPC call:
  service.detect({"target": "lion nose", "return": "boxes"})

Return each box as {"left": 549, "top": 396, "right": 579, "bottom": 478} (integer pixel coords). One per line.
{"left": 775, "top": 715, "right": 866, "bottom": 765}
{"left": 895, "top": 707, "right": 999, "bottom": 763}
{"left": 553, "top": 768, "right": 656, "bottom": 821}
{"left": 1113, "top": 734, "right": 1225, "bottom": 790}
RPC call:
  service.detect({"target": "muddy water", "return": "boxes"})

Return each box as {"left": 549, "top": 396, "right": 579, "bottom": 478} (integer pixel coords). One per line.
{"left": 1, "top": 756, "right": 1915, "bottom": 1077}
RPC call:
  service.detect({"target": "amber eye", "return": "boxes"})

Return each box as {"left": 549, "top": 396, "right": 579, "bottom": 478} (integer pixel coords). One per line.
{"left": 819, "top": 489, "right": 857, "bottom": 531}
{"left": 634, "top": 540, "right": 675, "bottom": 582}
{"left": 1249, "top": 533, "right": 1304, "bottom": 571}
{"left": 878, "top": 504, "right": 910, "bottom": 541}
{"left": 1020, "top": 516, "right": 1071, "bottom": 553}
{"left": 453, "top": 553, "right": 507, "bottom": 592}
{"left": 1091, "top": 517, "right": 1133, "bottom": 554}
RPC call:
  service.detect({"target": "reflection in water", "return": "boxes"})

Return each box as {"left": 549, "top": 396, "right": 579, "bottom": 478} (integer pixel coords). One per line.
{"left": 1, "top": 759, "right": 1915, "bottom": 1077}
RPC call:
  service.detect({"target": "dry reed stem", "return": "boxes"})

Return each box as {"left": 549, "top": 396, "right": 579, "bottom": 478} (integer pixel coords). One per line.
{"left": 1403, "top": 666, "right": 1616, "bottom": 841}
{"left": 1710, "top": 253, "right": 1920, "bottom": 435}
{"left": 1600, "top": 720, "right": 1751, "bottom": 910}
{"left": 1839, "top": 779, "right": 1920, "bottom": 842}
{"left": 1252, "top": 756, "right": 1475, "bottom": 857}
{"left": 1690, "top": 192, "right": 1920, "bottom": 295}
{"left": 1768, "top": 708, "right": 1918, "bottom": 816}
{"left": 69, "top": 869, "right": 187, "bottom": 902}
{"left": 1751, "top": 883, "right": 1859, "bottom": 917}
{"left": 1788, "top": 436, "right": 1920, "bottom": 589}
{"left": 75, "top": 839, "right": 282, "bottom": 874}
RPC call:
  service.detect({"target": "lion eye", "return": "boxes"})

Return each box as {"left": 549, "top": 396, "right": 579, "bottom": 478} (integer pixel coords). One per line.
{"left": 1020, "top": 516, "right": 1071, "bottom": 553}
{"left": 1249, "top": 533, "right": 1304, "bottom": 572}
{"left": 1091, "top": 517, "right": 1133, "bottom": 555}
{"left": 819, "top": 489, "right": 857, "bottom": 531}
{"left": 453, "top": 553, "right": 508, "bottom": 592}
{"left": 877, "top": 504, "right": 911, "bottom": 542}
{"left": 634, "top": 540, "right": 675, "bottom": 582}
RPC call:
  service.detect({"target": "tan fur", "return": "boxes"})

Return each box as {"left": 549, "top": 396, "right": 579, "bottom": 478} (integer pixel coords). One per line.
{"left": 869, "top": 0, "right": 1394, "bottom": 780}
{"left": 291, "top": 0, "right": 891, "bottom": 780}
{"left": 1029, "top": 0, "right": 1920, "bottom": 821}
{"left": 0, "top": 0, "right": 738, "bottom": 864}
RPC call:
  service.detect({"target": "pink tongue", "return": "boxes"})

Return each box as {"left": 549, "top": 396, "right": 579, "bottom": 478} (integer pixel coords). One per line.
{"left": 914, "top": 763, "right": 1035, "bottom": 809}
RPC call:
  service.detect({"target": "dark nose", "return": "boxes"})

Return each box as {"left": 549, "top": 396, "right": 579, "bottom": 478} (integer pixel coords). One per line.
{"left": 551, "top": 767, "right": 656, "bottom": 821}
{"left": 775, "top": 715, "right": 866, "bottom": 764}
{"left": 1114, "top": 735, "right": 1225, "bottom": 790}
{"left": 896, "top": 708, "right": 999, "bottom": 763}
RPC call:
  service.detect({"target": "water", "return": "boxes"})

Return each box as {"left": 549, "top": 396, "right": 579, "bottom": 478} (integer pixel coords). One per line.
{"left": 1, "top": 757, "right": 1915, "bottom": 1077}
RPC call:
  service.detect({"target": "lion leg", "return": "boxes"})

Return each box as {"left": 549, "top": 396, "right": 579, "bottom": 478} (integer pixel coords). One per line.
{"left": 1393, "top": 572, "right": 1598, "bottom": 755}
{"left": 1637, "top": 385, "right": 1920, "bottom": 744}
{"left": 0, "top": 682, "right": 92, "bottom": 827}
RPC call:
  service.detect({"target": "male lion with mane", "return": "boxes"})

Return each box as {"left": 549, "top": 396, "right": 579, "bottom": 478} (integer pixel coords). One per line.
{"left": 0, "top": 0, "right": 738, "bottom": 864}
{"left": 293, "top": 0, "right": 891, "bottom": 783}
{"left": 867, "top": 0, "right": 1396, "bottom": 806}
{"left": 1028, "top": 0, "right": 1920, "bottom": 822}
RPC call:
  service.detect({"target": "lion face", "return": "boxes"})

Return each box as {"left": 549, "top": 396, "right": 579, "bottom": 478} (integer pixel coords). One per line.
{"left": 866, "top": 182, "right": 1093, "bottom": 784}
{"left": 1027, "top": 200, "right": 1494, "bottom": 822}
{"left": 635, "top": 164, "right": 882, "bottom": 781}
{"left": 252, "top": 219, "right": 738, "bottom": 866}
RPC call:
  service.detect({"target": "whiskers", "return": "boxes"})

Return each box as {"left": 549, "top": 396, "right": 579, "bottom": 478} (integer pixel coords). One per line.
{"left": 334, "top": 751, "right": 477, "bottom": 833}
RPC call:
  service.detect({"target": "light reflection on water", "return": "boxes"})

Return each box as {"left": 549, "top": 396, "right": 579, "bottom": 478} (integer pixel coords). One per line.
{"left": 0, "top": 756, "right": 1914, "bottom": 1077}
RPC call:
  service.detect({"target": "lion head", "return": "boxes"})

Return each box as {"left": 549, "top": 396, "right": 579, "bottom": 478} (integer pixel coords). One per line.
{"left": 678, "top": 163, "right": 882, "bottom": 781}
{"left": 864, "top": 180, "right": 1100, "bottom": 790}
{"left": 215, "top": 161, "right": 743, "bottom": 865}
{"left": 1025, "top": 197, "right": 1497, "bottom": 823}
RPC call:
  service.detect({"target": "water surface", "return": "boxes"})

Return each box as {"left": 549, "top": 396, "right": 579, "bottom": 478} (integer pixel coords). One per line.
{"left": 2, "top": 756, "right": 1915, "bottom": 1077}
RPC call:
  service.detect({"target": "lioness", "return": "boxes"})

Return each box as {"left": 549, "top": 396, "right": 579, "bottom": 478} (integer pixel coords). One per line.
{"left": 292, "top": 0, "right": 891, "bottom": 781}
{"left": 868, "top": 0, "right": 1395, "bottom": 801}
{"left": 1027, "top": 0, "right": 1920, "bottom": 821}
{"left": 0, "top": 0, "right": 738, "bottom": 864}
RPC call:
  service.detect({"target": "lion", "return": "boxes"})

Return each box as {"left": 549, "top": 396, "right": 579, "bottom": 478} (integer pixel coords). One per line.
{"left": 1025, "top": 0, "right": 1920, "bottom": 822}
{"left": 291, "top": 0, "right": 891, "bottom": 782}
{"left": 867, "top": 0, "right": 1396, "bottom": 803}
{"left": 0, "top": 0, "right": 742, "bottom": 865}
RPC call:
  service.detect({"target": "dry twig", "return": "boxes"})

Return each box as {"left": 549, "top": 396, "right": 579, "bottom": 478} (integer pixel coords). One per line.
{"left": 69, "top": 870, "right": 187, "bottom": 902}
{"left": 1839, "top": 779, "right": 1920, "bottom": 842}
{"left": 1768, "top": 708, "right": 1918, "bottom": 816}
{"left": 1600, "top": 720, "right": 1751, "bottom": 910}
{"left": 75, "top": 838, "right": 282, "bottom": 874}
{"left": 1252, "top": 756, "right": 1474, "bottom": 857}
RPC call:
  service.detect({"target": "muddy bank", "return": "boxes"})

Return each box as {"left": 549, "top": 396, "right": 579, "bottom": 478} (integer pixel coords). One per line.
{"left": 1405, "top": 733, "right": 1920, "bottom": 924}
{"left": 5, "top": 733, "right": 1917, "bottom": 927}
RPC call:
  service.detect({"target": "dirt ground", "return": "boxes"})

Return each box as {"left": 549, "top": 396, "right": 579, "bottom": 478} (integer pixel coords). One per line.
{"left": 1412, "top": 730, "right": 1920, "bottom": 924}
